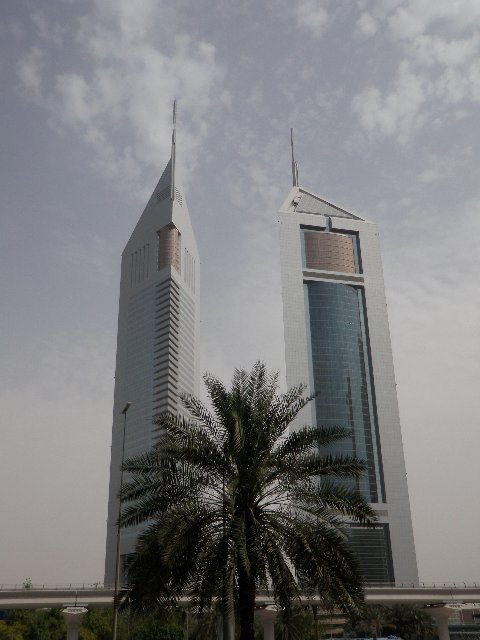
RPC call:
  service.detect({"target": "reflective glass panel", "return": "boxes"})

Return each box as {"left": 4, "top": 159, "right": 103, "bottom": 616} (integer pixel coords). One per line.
{"left": 348, "top": 524, "right": 395, "bottom": 583}
{"left": 305, "top": 280, "right": 383, "bottom": 503}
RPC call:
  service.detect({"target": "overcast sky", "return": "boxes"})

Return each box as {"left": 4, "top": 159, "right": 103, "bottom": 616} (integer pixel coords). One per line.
{"left": 1, "top": 0, "right": 480, "bottom": 587}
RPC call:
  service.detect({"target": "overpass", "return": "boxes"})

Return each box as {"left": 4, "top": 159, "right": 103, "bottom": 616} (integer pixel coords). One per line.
{"left": 2, "top": 582, "right": 480, "bottom": 609}
{"left": 1, "top": 584, "right": 480, "bottom": 640}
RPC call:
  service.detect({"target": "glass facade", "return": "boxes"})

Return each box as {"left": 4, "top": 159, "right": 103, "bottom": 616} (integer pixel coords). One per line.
{"left": 305, "top": 280, "right": 384, "bottom": 503}
{"left": 348, "top": 524, "right": 394, "bottom": 583}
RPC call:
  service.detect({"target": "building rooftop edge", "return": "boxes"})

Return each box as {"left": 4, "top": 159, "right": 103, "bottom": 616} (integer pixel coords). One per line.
{"left": 279, "top": 185, "right": 371, "bottom": 223}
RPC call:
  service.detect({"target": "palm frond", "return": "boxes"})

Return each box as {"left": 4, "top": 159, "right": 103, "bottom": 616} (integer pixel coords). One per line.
{"left": 274, "top": 424, "right": 351, "bottom": 459}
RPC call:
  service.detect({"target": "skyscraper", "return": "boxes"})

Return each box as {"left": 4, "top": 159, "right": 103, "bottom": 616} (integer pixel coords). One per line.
{"left": 279, "top": 154, "right": 418, "bottom": 584}
{"left": 104, "top": 111, "right": 200, "bottom": 583}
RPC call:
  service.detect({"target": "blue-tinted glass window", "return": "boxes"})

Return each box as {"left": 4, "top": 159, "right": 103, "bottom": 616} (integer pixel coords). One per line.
{"left": 305, "top": 280, "right": 383, "bottom": 503}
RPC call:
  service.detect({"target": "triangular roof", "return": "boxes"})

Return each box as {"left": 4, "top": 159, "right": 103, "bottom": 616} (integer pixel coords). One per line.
{"left": 149, "top": 158, "right": 184, "bottom": 209}
{"left": 139, "top": 99, "right": 184, "bottom": 214}
{"left": 122, "top": 155, "right": 194, "bottom": 258}
{"left": 280, "top": 186, "right": 366, "bottom": 221}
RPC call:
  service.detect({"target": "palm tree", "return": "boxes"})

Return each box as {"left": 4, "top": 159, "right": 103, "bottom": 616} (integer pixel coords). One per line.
{"left": 346, "top": 604, "right": 394, "bottom": 638}
{"left": 120, "top": 362, "right": 377, "bottom": 640}
{"left": 388, "top": 604, "right": 436, "bottom": 640}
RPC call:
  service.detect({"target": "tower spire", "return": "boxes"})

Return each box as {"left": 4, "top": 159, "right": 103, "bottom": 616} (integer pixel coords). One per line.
{"left": 290, "top": 127, "right": 299, "bottom": 187}
{"left": 170, "top": 99, "right": 177, "bottom": 201}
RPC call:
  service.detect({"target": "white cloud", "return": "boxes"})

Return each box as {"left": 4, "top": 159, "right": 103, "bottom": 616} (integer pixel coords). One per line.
{"left": 410, "top": 33, "right": 480, "bottom": 68}
{"left": 356, "top": 12, "right": 378, "bottom": 37}
{"left": 17, "top": 1, "right": 225, "bottom": 195}
{"left": 17, "top": 47, "right": 44, "bottom": 101}
{"left": 31, "top": 9, "right": 65, "bottom": 46}
{"left": 91, "top": 0, "right": 160, "bottom": 43}
{"left": 352, "top": 61, "right": 428, "bottom": 143}
{"left": 293, "top": 0, "right": 329, "bottom": 39}
{"left": 55, "top": 73, "right": 98, "bottom": 125}
{"left": 388, "top": 0, "right": 480, "bottom": 41}
{"left": 352, "top": 0, "right": 480, "bottom": 143}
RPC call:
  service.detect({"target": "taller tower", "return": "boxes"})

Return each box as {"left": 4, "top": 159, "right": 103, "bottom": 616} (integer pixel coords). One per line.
{"left": 279, "top": 173, "right": 417, "bottom": 584}
{"left": 104, "top": 112, "right": 200, "bottom": 583}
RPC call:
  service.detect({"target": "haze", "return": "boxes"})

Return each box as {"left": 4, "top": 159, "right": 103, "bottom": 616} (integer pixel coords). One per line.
{"left": 1, "top": 0, "right": 479, "bottom": 586}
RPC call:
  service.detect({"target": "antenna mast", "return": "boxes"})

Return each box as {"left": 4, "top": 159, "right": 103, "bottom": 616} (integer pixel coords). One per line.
{"left": 170, "top": 99, "right": 177, "bottom": 201}
{"left": 290, "top": 128, "right": 299, "bottom": 187}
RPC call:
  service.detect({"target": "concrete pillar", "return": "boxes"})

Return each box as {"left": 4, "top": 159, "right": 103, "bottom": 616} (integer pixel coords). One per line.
{"left": 256, "top": 607, "right": 277, "bottom": 640}
{"left": 425, "top": 606, "right": 452, "bottom": 640}
{"left": 61, "top": 606, "right": 88, "bottom": 640}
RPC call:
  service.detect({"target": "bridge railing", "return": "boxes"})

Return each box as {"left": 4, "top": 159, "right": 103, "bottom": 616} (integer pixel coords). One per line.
{"left": 0, "top": 583, "right": 111, "bottom": 591}
{"left": 1, "top": 582, "right": 479, "bottom": 592}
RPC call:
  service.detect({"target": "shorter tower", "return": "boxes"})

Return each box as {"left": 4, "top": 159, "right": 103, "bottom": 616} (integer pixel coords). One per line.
{"left": 104, "top": 111, "right": 200, "bottom": 583}
{"left": 279, "top": 160, "right": 418, "bottom": 584}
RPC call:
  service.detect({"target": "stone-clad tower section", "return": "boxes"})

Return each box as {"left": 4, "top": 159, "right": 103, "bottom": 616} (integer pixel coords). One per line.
{"left": 279, "top": 186, "right": 418, "bottom": 585}
{"left": 104, "top": 145, "right": 200, "bottom": 584}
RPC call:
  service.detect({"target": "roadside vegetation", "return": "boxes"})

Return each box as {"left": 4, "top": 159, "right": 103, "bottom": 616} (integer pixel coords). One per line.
{"left": 0, "top": 608, "right": 186, "bottom": 640}
{"left": 0, "top": 603, "right": 440, "bottom": 640}
{"left": 345, "top": 604, "right": 437, "bottom": 640}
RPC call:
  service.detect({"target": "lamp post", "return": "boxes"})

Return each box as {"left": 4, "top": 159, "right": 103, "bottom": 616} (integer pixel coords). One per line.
{"left": 112, "top": 401, "right": 131, "bottom": 640}
{"left": 222, "top": 470, "right": 234, "bottom": 640}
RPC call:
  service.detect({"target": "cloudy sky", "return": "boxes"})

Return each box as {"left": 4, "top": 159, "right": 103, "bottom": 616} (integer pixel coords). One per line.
{"left": 1, "top": 0, "right": 480, "bottom": 586}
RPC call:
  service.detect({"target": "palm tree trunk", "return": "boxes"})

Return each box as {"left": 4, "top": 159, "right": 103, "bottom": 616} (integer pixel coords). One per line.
{"left": 312, "top": 605, "right": 319, "bottom": 640}
{"left": 223, "top": 607, "right": 235, "bottom": 640}
{"left": 238, "top": 564, "right": 256, "bottom": 640}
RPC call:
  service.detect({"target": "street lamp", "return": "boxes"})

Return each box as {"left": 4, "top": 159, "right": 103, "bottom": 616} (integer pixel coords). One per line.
{"left": 112, "top": 401, "right": 131, "bottom": 640}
